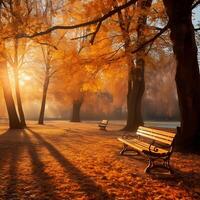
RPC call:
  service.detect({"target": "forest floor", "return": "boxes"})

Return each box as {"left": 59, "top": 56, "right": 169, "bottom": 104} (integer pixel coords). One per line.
{"left": 0, "top": 121, "right": 200, "bottom": 200}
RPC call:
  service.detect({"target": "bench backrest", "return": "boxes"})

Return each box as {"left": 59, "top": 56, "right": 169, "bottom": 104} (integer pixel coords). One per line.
{"left": 136, "top": 126, "right": 176, "bottom": 146}
{"left": 101, "top": 120, "right": 108, "bottom": 124}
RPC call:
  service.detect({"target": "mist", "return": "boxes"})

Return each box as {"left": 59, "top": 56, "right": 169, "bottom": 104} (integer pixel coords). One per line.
{"left": 0, "top": 55, "right": 179, "bottom": 122}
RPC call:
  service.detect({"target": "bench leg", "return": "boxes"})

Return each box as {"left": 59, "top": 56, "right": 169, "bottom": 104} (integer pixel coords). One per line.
{"left": 120, "top": 144, "right": 128, "bottom": 155}
{"left": 99, "top": 126, "right": 106, "bottom": 131}
{"left": 145, "top": 156, "right": 174, "bottom": 174}
{"left": 145, "top": 158, "right": 154, "bottom": 173}
{"left": 164, "top": 158, "right": 174, "bottom": 174}
{"left": 120, "top": 144, "right": 139, "bottom": 156}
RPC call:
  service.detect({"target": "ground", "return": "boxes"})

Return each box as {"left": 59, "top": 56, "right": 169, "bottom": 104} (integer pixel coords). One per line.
{"left": 0, "top": 121, "right": 200, "bottom": 200}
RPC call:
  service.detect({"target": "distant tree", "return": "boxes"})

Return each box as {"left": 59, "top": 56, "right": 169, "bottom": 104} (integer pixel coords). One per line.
{"left": 38, "top": 45, "right": 60, "bottom": 124}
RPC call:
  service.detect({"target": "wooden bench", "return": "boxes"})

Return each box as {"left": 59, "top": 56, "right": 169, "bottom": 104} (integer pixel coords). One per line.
{"left": 118, "top": 126, "right": 176, "bottom": 174}
{"left": 98, "top": 120, "right": 108, "bottom": 130}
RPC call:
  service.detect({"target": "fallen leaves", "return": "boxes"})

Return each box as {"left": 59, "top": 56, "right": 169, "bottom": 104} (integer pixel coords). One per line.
{"left": 0, "top": 122, "right": 199, "bottom": 199}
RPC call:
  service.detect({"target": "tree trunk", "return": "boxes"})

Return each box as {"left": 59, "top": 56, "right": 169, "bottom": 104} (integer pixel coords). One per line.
{"left": 38, "top": 75, "right": 49, "bottom": 124}
{"left": 71, "top": 98, "right": 83, "bottom": 122}
{"left": 163, "top": 0, "right": 200, "bottom": 151}
{"left": 13, "top": 39, "right": 26, "bottom": 127}
{"left": 13, "top": 68, "right": 26, "bottom": 127}
{"left": 125, "top": 65, "right": 145, "bottom": 131}
{"left": 119, "top": 0, "right": 152, "bottom": 131}
{"left": 0, "top": 61, "right": 22, "bottom": 129}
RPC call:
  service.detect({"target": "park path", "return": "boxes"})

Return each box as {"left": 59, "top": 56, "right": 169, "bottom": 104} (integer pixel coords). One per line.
{"left": 0, "top": 121, "right": 199, "bottom": 200}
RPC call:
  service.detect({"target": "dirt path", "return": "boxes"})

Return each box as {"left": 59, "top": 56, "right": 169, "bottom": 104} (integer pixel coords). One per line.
{"left": 0, "top": 121, "right": 200, "bottom": 200}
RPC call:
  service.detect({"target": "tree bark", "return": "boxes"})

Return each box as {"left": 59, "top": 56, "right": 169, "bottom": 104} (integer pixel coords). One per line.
{"left": 163, "top": 0, "right": 200, "bottom": 151}
{"left": 0, "top": 61, "right": 22, "bottom": 129}
{"left": 71, "top": 98, "right": 83, "bottom": 122}
{"left": 38, "top": 75, "right": 50, "bottom": 124}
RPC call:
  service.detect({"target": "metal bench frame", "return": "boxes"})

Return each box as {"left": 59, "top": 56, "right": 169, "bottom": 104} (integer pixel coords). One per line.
{"left": 118, "top": 126, "right": 176, "bottom": 174}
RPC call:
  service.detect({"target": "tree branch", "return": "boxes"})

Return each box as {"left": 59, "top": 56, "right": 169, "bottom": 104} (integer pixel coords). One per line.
{"left": 35, "top": 41, "right": 58, "bottom": 50}
{"left": 17, "top": 0, "right": 138, "bottom": 39}
{"left": 71, "top": 32, "right": 94, "bottom": 40}
{"left": 195, "top": 27, "right": 200, "bottom": 31}
{"left": 192, "top": 0, "right": 200, "bottom": 9}
{"left": 90, "top": 21, "right": 102, "bottom": 44}
{"left": 131, "top": 24, "right": 169, "bottom": 54}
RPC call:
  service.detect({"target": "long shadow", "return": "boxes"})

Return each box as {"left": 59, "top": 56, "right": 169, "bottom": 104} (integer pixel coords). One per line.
{"left": 27, "top": 128, "right": 114, "bottom": 200}
{"left": 5, "top": 137, "right": 22, "bottom": 199}
{"left": 0, "top": 129, "right": 24, "bottom": 199}
{"left": 23, "top": 130, "right": 59, "bottom": 199}
{"left": 0, "top": 129, "right": 15, "bottom": 170}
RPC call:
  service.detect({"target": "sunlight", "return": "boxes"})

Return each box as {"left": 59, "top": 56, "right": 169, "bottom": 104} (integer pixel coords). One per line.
{"left": 19, "top": 72, "right": 31, "bottom": 86}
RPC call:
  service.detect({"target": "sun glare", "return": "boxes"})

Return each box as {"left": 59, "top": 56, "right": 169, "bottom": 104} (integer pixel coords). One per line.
{"left": 19, "top": 73, "right": 31, "bottom": 86}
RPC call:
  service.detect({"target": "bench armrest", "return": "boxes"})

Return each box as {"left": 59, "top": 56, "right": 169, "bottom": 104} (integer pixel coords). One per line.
{"left": 149, "top": 140, "right": 159, "bottom": 153}
{"left": 148, "top": 140, "right": 174, "bottom": 155}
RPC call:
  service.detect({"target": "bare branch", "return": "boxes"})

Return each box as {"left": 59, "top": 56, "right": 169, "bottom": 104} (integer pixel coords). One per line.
{"left": 90, "top": 21, "right": 102, "bottom": 44}
{"left": 145, "top": 41, "right": 154, "bottom": 55}
{"left": 35, "top": 41, "right": 58, "bottom": 50}
{"left": 49, "top": 69, "right": 58, "bottom": 78}
{"left": 107, "top": 44, "right": 124, "bottom": 60}
{"left": 131, "top": 23, "right": 169, "bottom": 54}
{"left": 93, "top": 34, "right": 123, "bottom": 45}
{"left": 71, "top": 32, "right": 94, "bottom": 40}
{"left": 195, "top": 27, "right": 200, "bottom": 31}
{"left": 147, "top": 25, "right": 164, "bottom": 31}
{"left": 192, "top": 0, "right": 200, "bottom": 9}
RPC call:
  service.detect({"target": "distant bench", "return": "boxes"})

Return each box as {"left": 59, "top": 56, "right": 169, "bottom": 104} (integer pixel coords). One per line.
{"left": 98, "top": 120, "right": 108, "bottom": 130}
{"left": 118, "top": 126, "right": 176, "bottom": 174}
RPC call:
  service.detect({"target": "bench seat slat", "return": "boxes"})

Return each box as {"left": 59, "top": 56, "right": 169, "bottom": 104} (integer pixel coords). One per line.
{"left": 138, "top": 126, "right": 175, "bottom": 138}
{"left": 137, "top": 130, "right": 173, "bottom": 143}
{"left": 118, "top": 138, "right": 168, "bottom": 154}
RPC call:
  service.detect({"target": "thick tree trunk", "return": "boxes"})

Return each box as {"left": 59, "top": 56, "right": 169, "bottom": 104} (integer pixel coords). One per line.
{"left": 13, "top": 69, "right": 26, "bottom": 127}
{"left": 38, "top": 75, "right": 49, "bottom": 124}
{"left": 71, "top": 99, "right": 83, "bottom": 122}
{"left": 0, "top": 61, "right": 22, "bottom": 129}
{"left": 163, "top": 0, "right": 200, "bottom": 151}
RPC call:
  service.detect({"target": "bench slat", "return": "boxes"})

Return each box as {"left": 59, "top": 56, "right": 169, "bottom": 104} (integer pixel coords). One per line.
{"left": 136, "top": 131, "right": 172, "bottom": 145}
{"left": 118, "top": 138, "right": 168, "bottom": 154}
{"left": 101, "top": 120, "right": 108, "bottom": 124}
{"left": 137, "top": 129, "right": 174, "bottom": 142}
{"left": 118, "top": 138, "right": 148, "bottom": 152}
{"left": 138, "top": 126, "right": 175, "bottom": 138}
